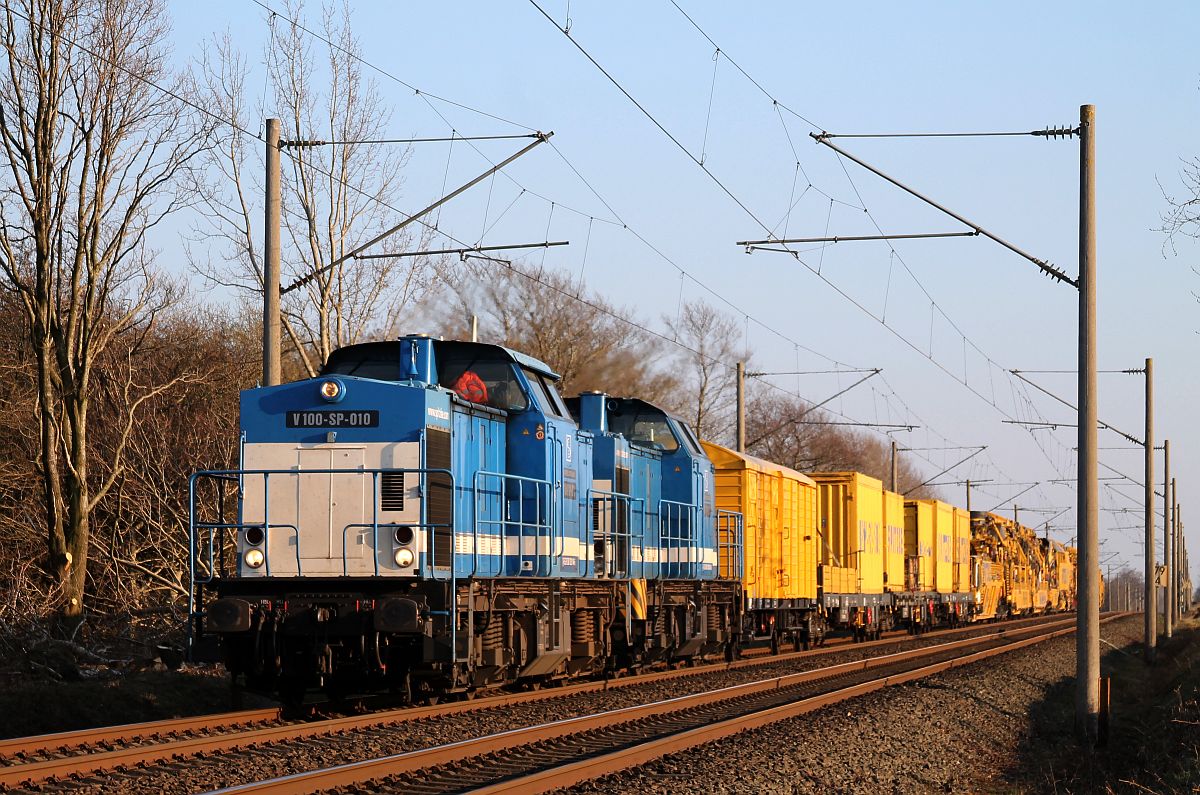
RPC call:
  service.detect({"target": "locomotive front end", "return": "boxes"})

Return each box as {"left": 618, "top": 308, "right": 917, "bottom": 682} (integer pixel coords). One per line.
{"left": 193, "top": 336, "right": 457, "bottom": 699}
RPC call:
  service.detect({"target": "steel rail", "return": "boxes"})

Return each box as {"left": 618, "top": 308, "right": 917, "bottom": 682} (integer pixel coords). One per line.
{"left": 738, "top": 608, "right": 1069, "bottom": 658}
{"left": 209, "top": 615, "right": 1109, "bottom": 794}
{"left": 0, "top": 707, "right": 281, "bottom": 759}
{"left": 477, "top": 616, "right": 1119, "bottom": 795}
{"left": 0, "top": 610, "right": 1077, "bottom": 780}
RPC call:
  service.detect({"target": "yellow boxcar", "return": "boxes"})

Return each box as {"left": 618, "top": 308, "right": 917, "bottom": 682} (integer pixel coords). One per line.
{"left": 952, "top": 507, "right": 971, "bottom": 595}
{"left": 903, "top": 500, "right": 935, "bottom": 591}
{"left": 933, "top": 501, "right": 955, "bottom": 595}
{"left": 811, "top": 472, "right": 884, "bottom": 595}
{"left": 702, "top": 442, "right": 819, "bottom": 605}
{"left": 882, "top": 489, "right": 906, "bottom": 593}
{"left": 911, "top": 499, "right": 956, "bottom": 595}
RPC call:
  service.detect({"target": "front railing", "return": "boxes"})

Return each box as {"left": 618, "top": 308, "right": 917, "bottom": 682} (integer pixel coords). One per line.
{"left": 716, "top": 509, "right": 744, "bottom": 581}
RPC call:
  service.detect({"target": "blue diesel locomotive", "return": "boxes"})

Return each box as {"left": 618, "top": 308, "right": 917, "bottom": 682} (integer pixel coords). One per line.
{"left": 190, "top": 335, "right": 743, "bottom": 701}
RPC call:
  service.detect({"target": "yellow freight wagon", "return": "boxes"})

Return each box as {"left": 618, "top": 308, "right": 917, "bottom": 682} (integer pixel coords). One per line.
{"left": 882, "top": 489, "right": 906, "bottom": 593}
{"left": 972, "top": 512, "right": 1041, "bottom": 616}
{"left": 811, "top": 472, "right": 885, "bottom": 595}
{"left": 952, "top": 507, "right": 971, "bottom": 595}
{"left": 970, "top": 511, "right": 1012, "bottom": 620}
{"left": 1043, "top": 540, "right": 1076, "bottom": 611}
{"left": 912, "top": 499, "right": 956, "bottom": 595}
{"left": 1013, "top": 523, "right": 1050, "bottom": 612}
{"left": 906, "top": 499, "right": 969, "bottom": 626}
{"left": 702, "top": 442, "right": 822, "bottom": 648}
{"left": 934, "top": 501, "right": 954, "bottom": 595}
{"left": 904, "top": 500, "right": 935, "bottom": 592}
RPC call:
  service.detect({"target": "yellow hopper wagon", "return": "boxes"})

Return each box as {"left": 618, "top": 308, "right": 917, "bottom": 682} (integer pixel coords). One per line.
{"left": 811, "top": 472, "right": 886, "bottom": 641}
{"left": 702, "top": 442, "right": 824, "bottom": 652}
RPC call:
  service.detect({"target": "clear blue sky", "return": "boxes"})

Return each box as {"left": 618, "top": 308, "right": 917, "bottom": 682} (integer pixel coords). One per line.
{"left": 169, "top": 1, "right": 1199, "bottom": 585}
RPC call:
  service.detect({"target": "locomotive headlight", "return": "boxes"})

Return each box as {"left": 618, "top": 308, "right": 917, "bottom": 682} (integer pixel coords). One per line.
{"left": 319, "top": 379, "right": 345, "bottom": 403}
{"left": 394, "top": 548, "right": 415, "bottom": 568}
{"left": 244, "top": 548, "right": 265, "bottom": 569}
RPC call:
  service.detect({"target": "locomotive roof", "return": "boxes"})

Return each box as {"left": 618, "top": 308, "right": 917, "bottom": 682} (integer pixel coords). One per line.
{"left": 563, "top": 394, "right": 692, "bottom": 428}
{"left": 324, "top": 338, "right": 561, "bottom": 381}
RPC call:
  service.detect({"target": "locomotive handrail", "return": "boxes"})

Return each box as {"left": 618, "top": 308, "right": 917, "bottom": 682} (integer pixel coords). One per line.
{"left": 472, "top": 470, "right": 553, "bottom": 577}
{"left": 715, "top": 508, "right": 743, "bottom": 581}
{"left": 659, "top": 499, "right": 699, "bottom": 580}
{"left": 585, "top": 488, "right": 645, "bottom": 579}
{"left": 187, "top": 466, "right": 454, "bottom": 659}
{"left": 194, "top": 466, "right": 454, "bottom": 575}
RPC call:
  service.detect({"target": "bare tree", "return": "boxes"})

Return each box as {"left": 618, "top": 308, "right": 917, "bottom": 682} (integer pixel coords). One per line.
{"left": 1159, "top": 158, "right": 1200, "bottom": 306}
{"left": 428, "top": 260, "right": 681, "bottom": 403}
{"left": 0, "top": 0, "right": 209, "bottom": 620}
{"left": 746, "top": 390, "right": 934, "bottom": 497}
{"left": 192, "top": 0, "right": 438, "bottom": 377}
{"left": 663, "top": 299, "right": 748, "bottom": 444}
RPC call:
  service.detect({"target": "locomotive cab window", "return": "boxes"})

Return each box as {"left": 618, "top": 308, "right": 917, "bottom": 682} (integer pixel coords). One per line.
{"left": 438, "top": 351, "right": 529, "bottom": 411}
{"left": 675, "top": 420, "right": 703, "bottom": 455}
{"left": 522, "top": 367, "right": 571, "bottom": 419}
{"left": 608, "top": 406, "right": 680, "bottom": 452}
{"left": 323, "top": 341, "right": 401, "bottom": 380}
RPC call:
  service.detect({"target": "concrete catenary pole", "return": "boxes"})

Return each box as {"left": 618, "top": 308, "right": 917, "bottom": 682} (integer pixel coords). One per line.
{"left": 1171, "top": 481, "right": 1178, "bottom": 625}
{"left": 263, "top": 118, "right": 282, "bottom": 387}
{"left": 736, "top": 361, "right": 746, "bottom": 454}
{"left": 965, "top": 479, "right": 972, "bottom": 513}
{"left": 891, "top": 440, "right": 898, "bottom": 493}
{"left": 1076, "top": 103, "right": 1100, "bottom": 740}
{"left": 1165, "top": 442, "right": 1172, "bottom": 638}
{"left": 1144, "top": 358, "right": 1155, "bottom": 660}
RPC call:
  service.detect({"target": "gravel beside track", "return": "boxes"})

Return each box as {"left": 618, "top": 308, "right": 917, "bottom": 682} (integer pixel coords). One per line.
{"left": 10, "top": 616, "right": 1087, "bottom": 794}
{"left": 564, "top": 615, "right": 1143, "bottom": 795}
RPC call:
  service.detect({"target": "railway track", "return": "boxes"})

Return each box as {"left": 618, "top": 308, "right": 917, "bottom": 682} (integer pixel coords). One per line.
{"left": 0, "top": 611, "right": 1101, "bottom": 792}
{"left": 212, "top": 613, "right": 1118, "bottom": 794}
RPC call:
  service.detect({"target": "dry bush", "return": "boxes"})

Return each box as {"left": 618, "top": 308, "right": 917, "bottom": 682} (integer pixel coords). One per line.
{"left": 0, "top": 293, "right": 257, "bottom": 663}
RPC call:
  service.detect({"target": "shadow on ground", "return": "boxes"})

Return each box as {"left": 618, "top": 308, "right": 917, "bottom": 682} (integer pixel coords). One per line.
{"left": 1009, "top": 616, "right": 1200, "bottom": 794}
